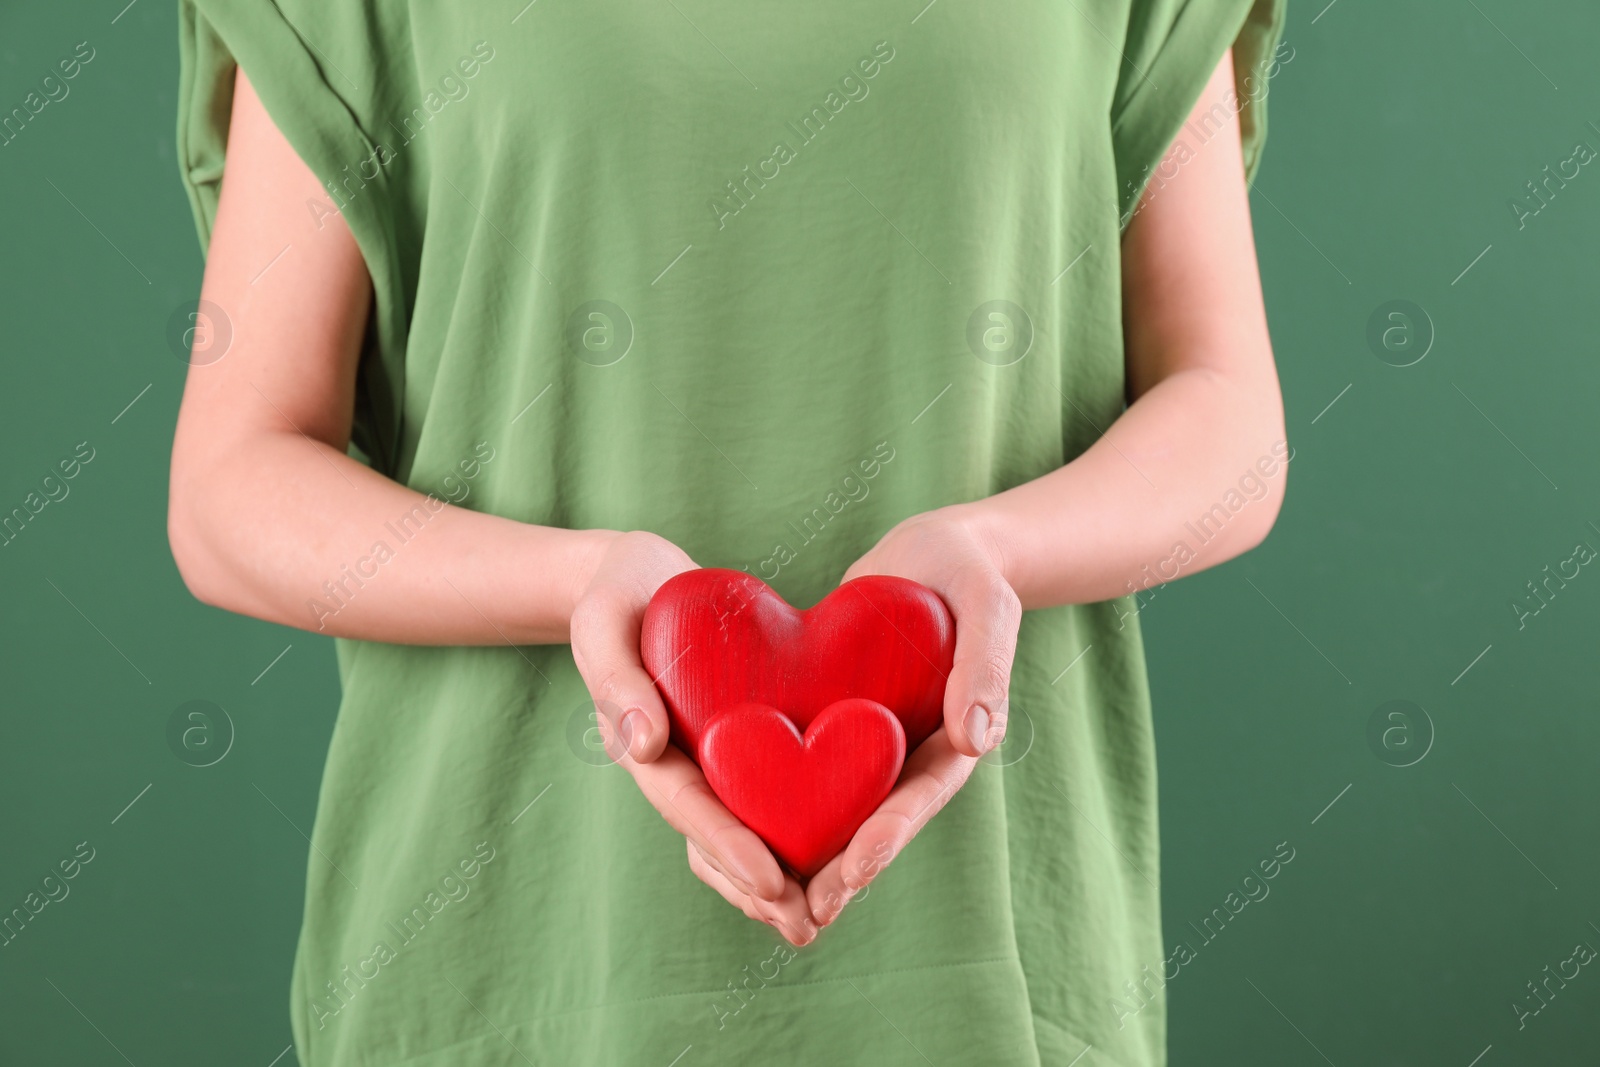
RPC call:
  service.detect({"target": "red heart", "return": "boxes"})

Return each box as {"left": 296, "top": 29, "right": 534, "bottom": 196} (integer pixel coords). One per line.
{"left": 700, "top": 700, "right": 906, "bottom": 878}
{"left": 641, "top": 569, "right": 955, "bottom": 761}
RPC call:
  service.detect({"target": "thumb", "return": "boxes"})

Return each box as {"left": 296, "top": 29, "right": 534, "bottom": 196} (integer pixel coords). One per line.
{"left": 941, "top": 572, "right": 1021, "bottom": 758}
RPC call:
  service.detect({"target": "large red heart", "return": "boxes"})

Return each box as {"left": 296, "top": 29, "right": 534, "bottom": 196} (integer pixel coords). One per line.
{"left": 700, "top": 699, "right": 906, "bottom": 878}
{"left": 640, "top": 568, "right": 955, "bottom": 761}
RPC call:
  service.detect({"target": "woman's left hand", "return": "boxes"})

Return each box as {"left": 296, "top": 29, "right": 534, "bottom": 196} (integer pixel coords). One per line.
{"left": 805, "top": 505, "right": 1021, "bottom": 929}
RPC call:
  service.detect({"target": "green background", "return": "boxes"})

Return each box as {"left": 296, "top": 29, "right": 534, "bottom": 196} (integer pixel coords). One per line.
{"left": 2, "top": 2, "right": 1596, "bottom": 1065}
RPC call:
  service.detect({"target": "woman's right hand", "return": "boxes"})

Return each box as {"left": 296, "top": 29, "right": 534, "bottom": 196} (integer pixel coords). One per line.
{"left": 569, "top": 531, "right": 818, "bottom": 946}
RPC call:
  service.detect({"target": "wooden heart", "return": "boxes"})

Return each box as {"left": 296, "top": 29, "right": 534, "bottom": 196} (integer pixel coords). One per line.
{"left": 640, "top": 568, "right": 954, "bottom": 761}
{"left": 700, "top": 700, "right": 906, "bottom": 878}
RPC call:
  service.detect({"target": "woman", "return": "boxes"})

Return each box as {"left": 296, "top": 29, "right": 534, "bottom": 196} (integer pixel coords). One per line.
{"left": 170, "top": 0, "right": 1287, "bottom": 1063}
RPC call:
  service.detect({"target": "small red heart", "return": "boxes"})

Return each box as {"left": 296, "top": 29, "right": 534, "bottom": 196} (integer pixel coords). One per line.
{"left": 701, "top": 699, "right": 906, "bottom": 878}
{"left": 641, "top": 569, "right": 955, "bottom": 760}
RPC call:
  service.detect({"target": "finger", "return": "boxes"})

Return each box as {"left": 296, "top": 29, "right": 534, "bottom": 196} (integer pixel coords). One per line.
{"left": 682, "top": 824, "right": 815, "bottom": 944}
{"left": 686, "top": 840, "right": 764, "bottom": 921}
{"left": 673, "top": 811, "right": 783, "bottom": 904}
{"left": 569, "top": 587, "right": 672, "bottom": 763}
{"left": 624, "top": 744, "right": 788, "bottom": 902}
{"left": 804, "top": 851, "right": 858, "bottom": 928}
{"left": 808, "top": 730, "right": 977, "bottom": 922}
{"left": 754, "top": 874, "right": 819, "bottom": 947}
{"left": 688, "top": 842, "right": 818, "bottom": 945}
{"left": 839, "top": 547, "right": 880, "bottom": 585}
{"left": 940, "top": 570, "right": 1021, "bottom": 757}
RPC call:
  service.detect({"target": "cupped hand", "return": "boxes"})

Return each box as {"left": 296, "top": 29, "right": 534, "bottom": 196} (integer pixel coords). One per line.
{"left": 568, "top": 530, "right": 817, "bottom": 945}
{"left": 806, "top": 507, "right": 1021, "bottom": 927}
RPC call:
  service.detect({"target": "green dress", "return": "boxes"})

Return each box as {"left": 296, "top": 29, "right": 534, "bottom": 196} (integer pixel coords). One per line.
{"left": 177, "top": 1, "right": 1284, "bottom": 1063}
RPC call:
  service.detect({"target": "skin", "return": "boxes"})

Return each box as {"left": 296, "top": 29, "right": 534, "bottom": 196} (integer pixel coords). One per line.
{"left": 170, "top": 52, "right": 1282, "bottom": 948}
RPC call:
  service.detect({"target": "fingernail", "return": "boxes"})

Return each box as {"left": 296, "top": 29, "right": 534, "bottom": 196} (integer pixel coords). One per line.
{"left": 965, "top": 704, "right": 991, "bottom": 754}
{"left": 620, "top": 710, "right": 646, "bottom": 757}
{"left": 986, "top": 712, "right": 1008, "bottom": 749}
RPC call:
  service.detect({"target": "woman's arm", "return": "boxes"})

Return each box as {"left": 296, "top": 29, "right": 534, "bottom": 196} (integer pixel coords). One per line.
{"left": 806, "top": 50, "right": 1285, "bottom": 926}
{"left": 169, "top": 70, "right": 611, "bottom": 645}
{"left": 170, "top": 70, "right": 819, "bottom": 944}
{"left": 969, "top": 49, "right": 1286, "bottom": 609}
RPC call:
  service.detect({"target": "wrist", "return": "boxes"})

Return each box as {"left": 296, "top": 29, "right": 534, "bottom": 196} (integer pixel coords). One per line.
{"left": 513, "top": 526, "right": 622, "bottom": 640}
{"left": 945, "top": 501, "right": 1017, "bottom": 590}
{"left": 561, "top": 528, "right": 624, "bottom": 617}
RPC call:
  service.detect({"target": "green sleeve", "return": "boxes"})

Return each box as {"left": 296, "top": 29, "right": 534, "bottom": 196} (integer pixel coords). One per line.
{"left": 1111, "top": 0, "right": 1289, "bottom": 226}
{"left": 175, "top": 0, "right": 415, "bottom": 476}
